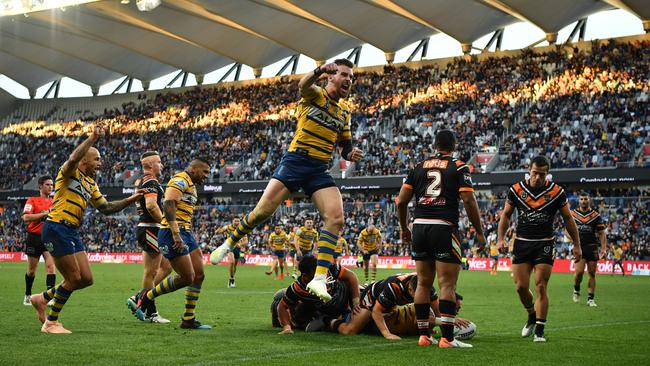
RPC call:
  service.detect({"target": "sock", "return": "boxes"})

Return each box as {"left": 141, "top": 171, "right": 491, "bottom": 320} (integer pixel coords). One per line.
{"left": 147, "top": 275, "right": 177, "bottom": 300}
{"left": 47, "top": 286, "right": 73, "bottom": 322}
{"left": 588, "top": 293, "right": 594, "bottom": 301}
{"left": 183, "top": 285, "right": 201, "bottom": 321}
{"left": 525, "top": 303, "right": 536, "bottom": 325}
{"left": 25, "top": 273, "right": 35, "bottom": 296}
{"left": 371, "top": 269, "right": 377, "bottom": 283}
{"left": 415, "top": 303, "right": 431, "bottom": 337}
{"left": 364, "top": 269, "right": 369, "bottom": 284}
{"left": 226, "top": 213, "right": 255, "bottom": 247}
{"left": 314, "top": 230, "right": 338, "bottom": 277}
{"left": 439, "top": 299, "right": 456, "bottom": 342}
{"left": 535, "top": 318, "right": 546, "bottom": 336}
{"left": 574, "top": 284, "right": 580, "bottom": 293}
{"left": 139, "top": 289, "right": 157, "bottom": 316}
{"left": 42, "top": 285, "right": 59, "bottom": 301}
{"left": 46, "top": 274, "right": 56, "bottom": 289}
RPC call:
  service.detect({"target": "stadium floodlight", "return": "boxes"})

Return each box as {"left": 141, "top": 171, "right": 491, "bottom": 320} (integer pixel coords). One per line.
{"left": 0, "top": 0, "right": 100, "bottom": 16}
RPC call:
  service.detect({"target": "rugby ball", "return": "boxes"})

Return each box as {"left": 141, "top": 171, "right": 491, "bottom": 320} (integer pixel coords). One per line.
{"left": 453, "top": 321, "right": 477, "bottom": 340}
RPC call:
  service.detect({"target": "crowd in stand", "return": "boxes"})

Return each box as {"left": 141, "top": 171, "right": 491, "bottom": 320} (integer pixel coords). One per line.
{"left": 0, "top": 39, "right": 647, "bottom": 190}
{"left": 1, "top": 189, "right": 648, "bottom": 263}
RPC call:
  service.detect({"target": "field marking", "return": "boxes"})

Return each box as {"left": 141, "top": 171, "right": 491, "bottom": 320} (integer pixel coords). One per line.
{"left": 183, "top": 320, "right": 650, "bottom": 366}
{"left": 213, "top": 291, "right": 277, "bottom": 295}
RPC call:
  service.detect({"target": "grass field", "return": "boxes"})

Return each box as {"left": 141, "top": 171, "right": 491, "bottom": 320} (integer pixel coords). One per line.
{"left": 1, "top": 261, "right": 649, "bottom": 366}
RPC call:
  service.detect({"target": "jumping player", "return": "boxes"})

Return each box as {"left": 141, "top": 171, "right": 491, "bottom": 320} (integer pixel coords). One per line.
{"left": 211, "top": 59, "right": 364, "bottom": 301}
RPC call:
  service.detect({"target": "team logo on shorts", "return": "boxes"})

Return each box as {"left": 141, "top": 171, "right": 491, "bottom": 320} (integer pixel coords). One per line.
{"left": 544, "top": 246, "right": 551, "bottom": 254}
{"left": 44, "top": 241, "right": 54, "bottom": 252}
{"left": 160, "top": 246, "right": 169, "bottom": 255}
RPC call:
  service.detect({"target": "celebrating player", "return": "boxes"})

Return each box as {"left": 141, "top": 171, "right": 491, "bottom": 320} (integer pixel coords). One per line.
{"left": 126, "top": 151, "right": 172, "bottom": 323}
{"left": 571, "top": 192, "right": 606, "bottom": 307}
{"left": 358, "top": 224, "right": 382, "bottom": 285}
{"left": 211, "top": 59, "right": 364, "bottom": 301}
{"left": 497, "top": 155, "right": 581, "bottom": 342}
{"left": 30, "top": 122, "right": 143, "bottom": 334}
{"left": 21, "top": 175, "right": 55, "bottom": 305}
{"left": 267, "top": 224, "right": 289, "bottom": 280}
{"left": 133, "top": 158, "right": 212, "bottom": 330}
{"left": 397, "top": 129, "right": 485, "bottom": 348}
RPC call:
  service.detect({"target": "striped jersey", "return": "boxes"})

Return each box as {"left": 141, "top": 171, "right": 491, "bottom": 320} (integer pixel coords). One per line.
{"left": 572, "top": 208, "right": 605, "bottom": 246}
{"left": 288, "top": 86, "right": 352, "bottom": 161}
{"left": 295, "top": 226, "right": 319, "bottom": 251}
{"left": 48, "top": 168, "right": 107, "bottom": 227}
{"left": 402, "top": 153, "right": 474, "bottom": 226}
{"left": 358, "top": 228, "right": 382, "bottom": 251}
{"left": 335, "top": 237, "right": 348, "bottom": 255}
{"left": 269, "top": 231, "right": 289, "bottom": 250}
{"left": 160, "top": 172, "right": 197, "bottom": 230}
{"left": 506, "top": 180, "right": 568, "bottom": 240}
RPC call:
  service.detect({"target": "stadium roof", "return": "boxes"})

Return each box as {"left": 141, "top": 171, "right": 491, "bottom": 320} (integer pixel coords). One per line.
{"left": 0, "top": 0, "right": 647, "bottom": 95}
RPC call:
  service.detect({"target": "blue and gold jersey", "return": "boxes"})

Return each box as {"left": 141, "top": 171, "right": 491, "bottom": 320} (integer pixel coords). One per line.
{"left": 269, "top": 231, "right": 289, "bottom": 250}
{"left": 161, "top": 172, "right": 197, "bottom": 230}
{"left": 48, "top": 167, "right": 106, "bottom": 227}
{"left": 335, "top": 237, "right": 348, "bottom": 255}
{"left": 296, "top": 226, "right": 319, "bottom": 251}
{"left": 288, "top": 86, "right": 352, "bottom": 161}
{"left": 358, "top": 228, "right": 382, "bottom": 251}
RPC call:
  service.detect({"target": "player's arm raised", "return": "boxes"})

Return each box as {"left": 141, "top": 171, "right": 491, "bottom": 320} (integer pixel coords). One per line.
{"left": 162, "top": 188, "right": 184, "bottom": 252}
{"left": 298, "top": 63, "right": 337, "bottom": 99}
{"left": 560, "top": 204, "right": 582, "bottom": 262}
{"left": 497, "top": 202, "right": 515, "bottom": 250}
{"left": 460, "top": 191, "right": 486, "bottom": 249}
{"left": 61, "top": 121, "right": 105, "bottom": 177}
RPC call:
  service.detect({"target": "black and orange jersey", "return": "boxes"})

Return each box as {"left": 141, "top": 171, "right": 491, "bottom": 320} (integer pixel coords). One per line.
{"left": 160, "top": 172, "right": 197, "bottom": 230}
{"left": 358, "top": 228, "right": 382, "bottom": 251}
{"left": 296, "top": 226, "right": 319, "bottom": 251}
{"left": 361, "top": 273, "right": 422, "bottom": 313}
{"left": 402, "top": 153, "right": 474, "bottom": 226}
{"left": 48, "top": 167, "right": 107, "bottom": 227}
{"left": 135, "top": 174, "right": 164, "bottom": 226}
{"left": 572, "top": 208, "right": 605, "bottom": 246}
{"left": 507, "top": 180, "right": 568, "bottom": 240}
{"left": 281, "top": 263, "right": 349, "bottom": 316}
{"left": 288, "top": 86, "right": 352, "bottom": 162}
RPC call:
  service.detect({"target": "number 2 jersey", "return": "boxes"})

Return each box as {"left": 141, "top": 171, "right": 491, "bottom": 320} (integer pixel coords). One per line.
{"left": 403, "top": 153, "right": 474, "bottom": 226}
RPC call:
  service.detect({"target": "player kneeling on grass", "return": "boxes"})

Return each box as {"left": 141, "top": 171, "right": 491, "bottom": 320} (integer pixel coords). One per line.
{"left": 275, "top": 255, "right": 361, "bottom": 334}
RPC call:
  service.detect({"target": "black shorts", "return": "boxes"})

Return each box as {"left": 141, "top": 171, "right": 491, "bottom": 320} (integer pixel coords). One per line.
{"left": 25, "top": 232, "right": 47, "bottom": 258}
{"left": 512, "top": 239, "right": 555, "bottom": 266}
{"left": 136, "top": 226, "right": 160, "bottom": 254}
{"left": 362, "top": 250, "right": 378, "bottom": 261}
{"left": 411, "top": 224, "right": 462, "bottom": 264}
{"left": 581, "top": 244, "right": 599, "bottom": 262}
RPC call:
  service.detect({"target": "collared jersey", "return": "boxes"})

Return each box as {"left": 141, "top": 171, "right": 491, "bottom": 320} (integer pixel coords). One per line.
{"left": 296, "top": 226, "right": 319, "bottom": 251}
{"left": 403, "top": 153, "right": 474, "bottom": 226}
{"left": 161, "top": 172, "right": 197, "bottom": 230}
{"left": 288, "top": 86, "right": 352, "bottom": 161}
{"left": 506, "top": 180, "right": 568, "bottom": 240}
{"left": 23, "top": 196, "right": 53, "bottom": 234}
{"left": 48, "top": 168, "right": 107, "bottom": 227}
{"left": 358, "top": 228, "right": 382, "bottom": 251}
{"left": 269, "top": 231, "right": 289, "bottom": 250}
{"left": 572, "top": 208, "right": 605, "bottom": 246}
{"left": 135, "top": 174, "right": 164, "bottom": 226}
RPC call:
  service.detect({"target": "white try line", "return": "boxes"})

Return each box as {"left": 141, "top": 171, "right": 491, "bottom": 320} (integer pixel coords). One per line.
{"left": 212, "top": 291, "right": 277, "bottom": 295}
{"left": 182, "top": 320, "right": 650, "bottom": 366}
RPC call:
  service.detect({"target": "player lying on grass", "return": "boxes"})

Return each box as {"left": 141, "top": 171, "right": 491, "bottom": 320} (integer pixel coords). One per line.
{"left": 273, "top": 255, "right": 361, "bottom": 334}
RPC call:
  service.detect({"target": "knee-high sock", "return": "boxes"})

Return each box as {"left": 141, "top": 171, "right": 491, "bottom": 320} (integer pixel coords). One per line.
{"left": 147, "top": 275, "right": 177, "bottom": 300}
{"left": 183, "top": 285, "right": 201, "bottom": 321}
{"left": 25, "top": 273, "right": 35, "bottom": 296}
{"left": 225, "top": 213, "right": 255, "bottom": 247}
{"left": 47, "top": 286, "right": 73, "bottom": 322}
{"left": 315, "top": 230, "right": 338, "bottom": 277}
